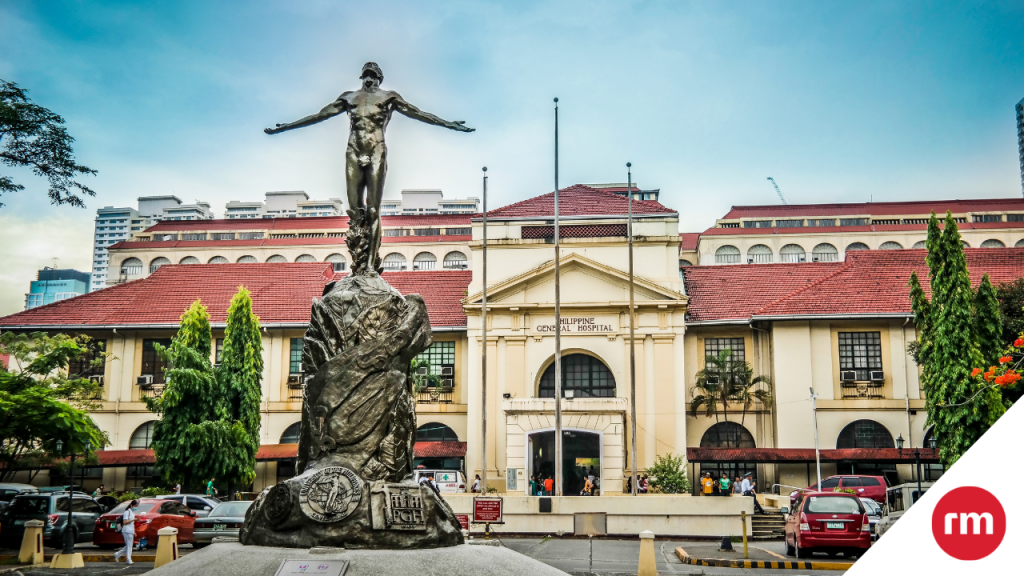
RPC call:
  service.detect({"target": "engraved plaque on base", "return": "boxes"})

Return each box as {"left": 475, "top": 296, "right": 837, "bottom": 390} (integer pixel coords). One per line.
{"left": 299, "top": 466, "right": 363, "bottom": 523}
{"left": 370, "top": 483, "right": 427, "bottom": 531}
{"left": 275, "top": 559, "right": 348, "bottom": 576}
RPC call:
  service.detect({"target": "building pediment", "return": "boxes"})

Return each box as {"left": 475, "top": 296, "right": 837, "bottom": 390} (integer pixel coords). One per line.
{"left": 463, "top": 253, "right": 686, "bottom": 309}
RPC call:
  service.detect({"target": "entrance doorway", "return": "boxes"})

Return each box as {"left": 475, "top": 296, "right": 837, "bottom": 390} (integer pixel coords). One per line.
{"left": 529, "top": 429, "right": 601, "bottom": 496}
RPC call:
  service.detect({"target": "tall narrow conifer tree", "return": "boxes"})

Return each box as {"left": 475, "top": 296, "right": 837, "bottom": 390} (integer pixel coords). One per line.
{"left": 217, "top": 287, "right": 264, "bottom": 488}
{"left": 974, "top": 274, "right": 1003, "bottom": 366}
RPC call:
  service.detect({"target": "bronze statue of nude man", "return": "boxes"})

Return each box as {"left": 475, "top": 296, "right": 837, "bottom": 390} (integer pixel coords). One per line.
{"left": 264, "top": 62, "right": 474, "bottom": 273}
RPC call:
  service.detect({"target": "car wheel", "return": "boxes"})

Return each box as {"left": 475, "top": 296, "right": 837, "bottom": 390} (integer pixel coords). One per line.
{"left": 785, "top": 536, "right": 795, "bottom": 556}
{"left": 796, "top": 540, "right": 810, "bottom": 559}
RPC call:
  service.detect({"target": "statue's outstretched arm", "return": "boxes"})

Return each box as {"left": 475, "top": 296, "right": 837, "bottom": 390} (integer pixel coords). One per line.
{"left": 392, "top": 92, "right": 474, "bottom": 132}
{"left": 264, "top": 96, "right": 349, "bottom": 135}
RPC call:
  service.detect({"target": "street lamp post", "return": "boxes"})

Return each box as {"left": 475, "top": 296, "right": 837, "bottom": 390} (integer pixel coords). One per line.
{"left": 626, "top": 163, "right": 638, "bottom": 497}
{"left": 809, "top": 388, "right": 821, "bottom": 487}
{"left": 481, "top": 166, "right": 488, "bottom": 497}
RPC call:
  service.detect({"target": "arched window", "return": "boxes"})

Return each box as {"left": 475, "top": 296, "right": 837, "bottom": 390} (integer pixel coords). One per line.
{"left": 715, "top": 245, "right": 740, "bottom": 264}
{"left": 416, "top": 422, "right": 459, "bottom": 442}
{"left": 539, "top": 354, "right": 615, "bottom": 398}
{"left": 779, "top": 244, "right": 806, "bottom": 263}
{"left": 443, "top": 251, "right": 468, "bottom": 270}
{"left": 912, "top": 241, "right": 926, "bottom": 249}
{"left": 836, "top": 420, "right": 894, "bottom": 449}
{"left": 981, "top": 239, "right": 1005, "bottom": 248}
{"left": 325, "top": 253, "right": 347, "bottom": 272}
{"left": 266, "top": 254, "right": 287, "bottom": 263}
{"left": 382, "top": 253, "right": 407, "bottom": 271}
{"left": 413, "top": 252, "right": 437, "bottom": 271}
{"left": 699, "top": 422, "right": 756, "bottom": 448}
{"left": 237, "top": 255, "right": 257, "bottom": 263}
{"left": 961, "top": 241, "right": 970, "bottom": 248}
{"left": 295, "top": 254, "right": 316, "bottom": 262}
{"left": 208, "top": 256, "right": 228, "bottom": 264}
{"left": 280, "top": 422, "right": 301, "bottom": 444}
{"left": 846, "top": 242, "right": 869, "bottom": 252}
{"left": 121, "top": 258, "right": 143, "bottom": 275}
{"left": 179, "top": 256, "right": 200, "bottom": 264}
{"left": 1016, "top": 239, "right": 1024, "bottom": 248}
{"left": 130, "top": 421, "right": 156, "bottom": 450}
{"left": 679, "top": 259, "right": 693, "bottom": 267}
{"left": 811, "top": 243, "right": 838, "bottom": 262}
{"left": 149, "top": 257, "right": 171, "bottom": 273}
{"left": 747, "top": 244, "right": 773, "bottom": 264}
{"left": 879, "top": 241, "right": 903, "bottom": 250}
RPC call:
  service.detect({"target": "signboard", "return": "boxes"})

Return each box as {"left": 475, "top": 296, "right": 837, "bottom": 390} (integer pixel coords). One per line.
{"left": 534, "top": 316, "right": 616, "bottom": 333}
{"left": 455, "top": 514, "right": 470, "bottom": 530}
{"left": 275, "top": 559, "right": 348, "bottom": 576}
{"left": 472, "top": 496, "right": 504, "bottom": 524}
{"left": 506, "top": 467, "right": 518, "bottom": 491}
{"left": 434, "top": 471, "right": 458, "bottom": 483}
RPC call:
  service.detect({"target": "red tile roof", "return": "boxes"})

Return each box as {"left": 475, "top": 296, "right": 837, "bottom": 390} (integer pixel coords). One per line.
{"left": 413, "top": 441, "right": 468, "bottom": 458}
{"left": 721, "top": 198, "right": 1024, "bottom": 220}
{"left": 143, "top": 214, "right": 474, "bottom": 233}
{"left": 109, "top": 235, "right": 472, "bottom": 252}
{"left": 687, "top": 447, "right": 939, "bottom": 463}
{"left": 679, "top": 233, "right": 701, "bottom": 251}
{"left": 684, "top": 248, "right": 1024, "bottom": 322}
{"left": 484, "top": 185, "right": 676, "bottom": 219}
{"left": 0, "top": 264, "right": 471, "bottom": 329}
{"left": 701, "top": 220, "right": 1024, "bottom": 237}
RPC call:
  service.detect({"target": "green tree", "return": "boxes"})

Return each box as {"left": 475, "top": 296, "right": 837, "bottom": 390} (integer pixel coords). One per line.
{"left": 919, "top": 213, "right": 1006, "bottom": 467}
{"left": 0, "top": 332, "right": 108, "bottom": 481}
{"left": 974, "top": 274, "right": 1003, "bottom": 366}
{"left": 646, "top": 453, "right": 691, "bottom": 494}
{"left": 996, "top": 277, "right": 1024, "bottom": 344}
{"left": 689, "top": 349, "right": 772, "bottom": 442}
{"left": 907, "top": 270, "right": 931, "bottom": 365}
{"left": 0, "top": 80, "right": 97, "bottom": 208}
{"left": 217, "top": 287, "right": 264, "bottom": 488}
{"left": 145, "top": 300, "right": 237, "bottom": 491}
{"left": 730, "top": 368, "right": 773, "bottom": 431}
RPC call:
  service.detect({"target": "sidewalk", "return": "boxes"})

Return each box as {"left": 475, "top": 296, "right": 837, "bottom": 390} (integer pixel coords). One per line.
{"left": 675, "top": 540, "right": 855, "bottom": 571}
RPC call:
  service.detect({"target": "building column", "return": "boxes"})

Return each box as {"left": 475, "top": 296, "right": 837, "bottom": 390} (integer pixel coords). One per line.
{"left": 673, "top": 333, "right": 687, "bottom": 460}
{"left": 643, "top": 334, "right": 655, "bottom": 469}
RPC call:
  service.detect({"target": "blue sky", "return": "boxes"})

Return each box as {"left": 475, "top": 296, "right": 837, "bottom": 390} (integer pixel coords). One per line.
{"left": 0, "top": 1, "right": 1023, "bottom": 313}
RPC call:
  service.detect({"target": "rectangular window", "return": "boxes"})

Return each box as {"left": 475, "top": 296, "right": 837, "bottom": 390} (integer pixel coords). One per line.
{"left": 415, "top": 341, "right": 455, "bottom": 378}
{"left": 704, "top": 337, "right": 745, "bottom": 363}
{"left": 68, "top": 339, "right": 106, "bottom": 378}
{"left": 807, "top": 219, "right": 836, "bottom": 227}
{"left": 239, "top": 232, "right": 264, "bottom": 240}
{"left": 840, "top": 218, "right": 869, "bottom": 226}
{"left": 776, "top": 219, "right": 804, "bottom": 228}
{"left": 211, "top": 233, "right": 236, "bottom": 240}
{"left": 1007, "top": 213, "right": 1024, "bottom": 222}
{"left": 445, "top": 228, "right": 472, "bottom": 236}
{"left": 743, "top": 220, "right": 773, "bottom": 228}
{"left": 289, "top": 338, "right": 303, "bottom": 374}
{"left": 215, "top": 338, "right": 224, "bottom": 363}
{"left": 383, "top": 229, "right": 406, "bottom": 237}
{"left": 412, "top": 228, "right": 441, "bottom": 236}
{"left": 838, "top": 332, "right": 882, "bottom": 381}
{"left": 972, "top": 214, "right": 1003, "bottom": 223}
{"left": 141, "top": 339, "right": 173, "bottom": 384}
{"left": 181, "top": 233, "right": 206, "bottom": 241}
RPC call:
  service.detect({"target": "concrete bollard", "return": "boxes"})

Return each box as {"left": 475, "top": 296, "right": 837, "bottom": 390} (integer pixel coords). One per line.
{"left": 154, "top": 526, "right": 179, "bottom": 568}
{"left": 638, "top": 530, "right": 657, "bottom": 576}
{"left": 18, "top": 519, "right": 45, "bottom": 565}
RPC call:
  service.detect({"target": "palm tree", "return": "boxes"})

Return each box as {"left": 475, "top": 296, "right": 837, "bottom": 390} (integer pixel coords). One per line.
{"left": 730, "top": 365, "right": 774, "bottom": 430}
{"left": 690, "top": 349, "right": 773, "bottom": 446}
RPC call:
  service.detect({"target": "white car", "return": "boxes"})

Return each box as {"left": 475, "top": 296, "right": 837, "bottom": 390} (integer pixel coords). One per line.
{"left": 875, "top": 482, "right": 934, "bottom": 539}
{"left": 413, "top": 470, "right": 467, "bottom": 493}
{"left": 860, "top": 497, "right": 882, "bottom": 540}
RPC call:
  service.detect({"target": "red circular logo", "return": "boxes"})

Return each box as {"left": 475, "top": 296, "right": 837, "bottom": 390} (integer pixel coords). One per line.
{"left": 931, "top": 486, "right": 1006, "bottom": 561}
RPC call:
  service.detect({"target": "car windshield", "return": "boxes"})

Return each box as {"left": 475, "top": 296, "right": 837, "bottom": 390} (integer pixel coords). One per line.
{"left": 861, "top": 500, "right": 881, "bottom": 515}
{"left": 8, "top": 497, "right": 49, "bottom": 514}
{"left": 805, "top": 496, "right": 863, "bottom": 514}
{"left": 108, "top": 501, "right": 158, "bottom": 515}
{"left": 209, "top": 502, "right": 252, "bottom": 517}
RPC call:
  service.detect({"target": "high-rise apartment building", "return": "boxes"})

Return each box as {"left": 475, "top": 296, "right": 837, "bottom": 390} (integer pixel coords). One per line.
{"left": 1017, "top": 96, "right": 1023, "bottom": 197}
{"left": 225, "top": 192, "right": 344, "bottom": 219}
{"left": 380, "top": 189, "right": 479, "bottom": 216}
{"left": 91, "top": 195, "right": 214, "bottom": 291}
{"left": 25, "top": 267, "right": 90, "bottom": 309}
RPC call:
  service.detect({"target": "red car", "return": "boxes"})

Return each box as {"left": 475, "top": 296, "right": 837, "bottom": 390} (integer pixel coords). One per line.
{"left": 790, "top": 475, "right": 888, "bottom": 507}
{"left": 784, "top": 491, "right": 872, "bottom": 559}
{"left": 93, "top": 498, "right": 196, "bottom": 548}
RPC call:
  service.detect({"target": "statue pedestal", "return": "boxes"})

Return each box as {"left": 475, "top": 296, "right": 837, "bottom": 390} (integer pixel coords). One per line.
{"left": 148, "top": 541, "right": 569, "bottom": 575}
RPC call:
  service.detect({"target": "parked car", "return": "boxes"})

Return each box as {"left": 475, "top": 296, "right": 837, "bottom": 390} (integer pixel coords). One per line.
{"left": 93, "top": 498, "right": 196, "bottom": 548}
{"left": 789, "top": 475, "right": 888, "bottom": 508}
{"left": 413, "top": 470, "right": 467, "bottom": 493}
{"left": 875, "top": 482, "right": 934, "bottom": 539}
{"left": 154, "top": 494, "right": 221, "bottom": 518}
{"left": 0, "top": 492, "right": 107, "bottom": 548}
{"left": 0, "top": 483, "right": 40, "bottom": 515}
{"left": 784, "top": 491, "right": 872, "bottom": 559}
{"left": 192, "top": 500, "right": 253, "bottom": 547}
{"left": 860, "top": 497, "right": 882, "bottom": 540}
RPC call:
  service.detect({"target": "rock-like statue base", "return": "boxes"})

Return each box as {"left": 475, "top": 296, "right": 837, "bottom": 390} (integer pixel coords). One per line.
{"left": 240, "top": 272, "right": 463, "bottom": 549}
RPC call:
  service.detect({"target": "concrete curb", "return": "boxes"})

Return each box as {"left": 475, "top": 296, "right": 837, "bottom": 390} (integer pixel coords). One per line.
{"left": 0, "top": 553, "right": 157, "bottom": 563}
{"left": 674, "top": 546, "right": 853, "bottom": 571}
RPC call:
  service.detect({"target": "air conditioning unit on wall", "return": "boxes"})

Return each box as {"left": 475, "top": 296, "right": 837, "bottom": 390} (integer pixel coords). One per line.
{"left": 287, "top": 374, "right": 303, "bottom": 388}
{"left": 440, "top": 367, "right": 453, "bottom": 376}
{"left": 870, "top": 371, "right": 885, "bottom": 382}
{"left": 89, "top": 375, "right": 104, "bottom": 386}
{"left": 840, "top": 371, "right": 857, "bottom": 382}
{"left": 137, "top": 375, "right": 153, "bottom": 385}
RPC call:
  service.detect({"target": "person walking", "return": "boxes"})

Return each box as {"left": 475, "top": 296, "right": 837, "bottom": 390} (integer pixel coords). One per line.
{"left": 113, "top": 499, "right": 138, "bottom": 565}
{"left": 471, "top": 474, "right": 481, "bottom": 493}
{"left": 719, "top": 474, "right": 731, "bottom": 496}
{"left": 544, "top": 476, "right": 554, "bottom": 496}
{"left": 93, "top": 485, "right": 105, "bottom": 496}
{"left": 206, "top": 478, "right": 216, "bottom": 497}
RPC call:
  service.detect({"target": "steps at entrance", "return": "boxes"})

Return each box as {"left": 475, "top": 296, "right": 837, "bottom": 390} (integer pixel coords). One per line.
{"left": 750, "top": 512, "right": 786, "bottom": 540}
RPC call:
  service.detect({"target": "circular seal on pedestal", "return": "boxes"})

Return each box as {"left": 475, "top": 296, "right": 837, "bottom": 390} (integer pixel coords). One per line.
{"left": 263, "top": 483, "right": 293, "bottom": 526}
{"left": 298, "top": 466, "right": 363, "bottom": 523}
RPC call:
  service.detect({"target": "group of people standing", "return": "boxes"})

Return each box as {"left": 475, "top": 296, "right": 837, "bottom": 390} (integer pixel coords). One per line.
{"left": 700, "top": 472, "right": 765, "bottom": 513}
{"left": 527, "top": 474, "right": 556, "bottom": 495}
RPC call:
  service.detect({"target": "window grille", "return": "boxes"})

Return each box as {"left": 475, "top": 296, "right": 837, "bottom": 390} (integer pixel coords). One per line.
{"left": 443, "top": 251, "right": 468, "bottom": 270}
{"left": 289, "top": 338, "right": 303, "bottom": 374}
{"left": 807, "top": 219, "right": 836, "bottom": 227}
{"left": 539, "top": 354, "right": 616, "bottom": 398}
{"left": 840, "top": 218, "right": 869, "bottom": 226}
{"left": 445, "top": 227, "right": 471, "bottom": 235}
{"left": 141, "top": 339, "right": 172, "bottom": 384}
{"left": 776, "top": 219, "right": 804, "bottom": 228}
{"left": 715, "top": 246, "right": 741, "bottom": 264}
{"left": 239, "top": 232, "right": 264, "bottom": 240}
{"left": 416, "top": 341, "right": 455, "bottom": 376}
{"left": 181, "top": 233, "right": 206, "bottom": 241}
{"left": 838, "top": 332, "right": 882, "bottom": 381}
{"left": 704, "top": 338, "right": 745, "bottom": 362}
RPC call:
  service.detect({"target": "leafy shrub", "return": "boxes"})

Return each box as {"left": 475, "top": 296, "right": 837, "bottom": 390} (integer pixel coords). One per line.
{"left": 647, "top": 453, "right": 691, "bottom": 494}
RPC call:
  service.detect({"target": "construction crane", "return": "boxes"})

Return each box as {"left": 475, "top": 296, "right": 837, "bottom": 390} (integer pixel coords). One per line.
{"left": 766, "top": 176, "right": 788, "bottom": 205}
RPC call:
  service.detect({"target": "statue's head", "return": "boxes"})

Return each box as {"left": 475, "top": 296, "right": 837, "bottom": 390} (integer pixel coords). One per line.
{"left": 361, "top": 62, "right": 384, "bottom": 89}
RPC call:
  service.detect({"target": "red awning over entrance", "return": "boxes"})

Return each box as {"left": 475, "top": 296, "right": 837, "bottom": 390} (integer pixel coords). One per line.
{"left": 82, "top": 443, "right": 468, "bottom": 467}
{"left": 414, "top": 441, "right": 467, "bottom": 458}
{"left": 686, "top": 447, "right": 939, "bottom": 464}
